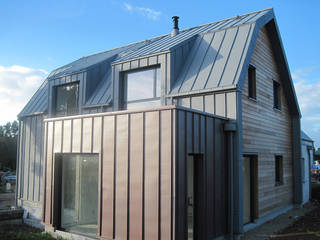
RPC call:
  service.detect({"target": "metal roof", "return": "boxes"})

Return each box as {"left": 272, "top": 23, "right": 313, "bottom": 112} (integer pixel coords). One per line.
{"left": 114, "top": 8, "right": 271, "bottom": 63}
{"left": 19, "top": 80, "right": 48, "bottom": 117}
{"left": 301, "top": 130, "right": 313, "bottom": 142}
{"left": 20, "top": 8, "right": 297, "bottom": 117}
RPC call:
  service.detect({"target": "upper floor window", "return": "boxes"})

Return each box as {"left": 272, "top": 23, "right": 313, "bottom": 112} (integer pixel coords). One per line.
{"left": 248, "top": 65, "right": 256, "bottom": 100}
{"left": 123, "top": 67, "right": 161, "bottom": 109}
{"left": 55, "top": 82, "right": 79, "bottom": 117}
{"left": 273, "top": 80, "right": 281, "bottom": 110}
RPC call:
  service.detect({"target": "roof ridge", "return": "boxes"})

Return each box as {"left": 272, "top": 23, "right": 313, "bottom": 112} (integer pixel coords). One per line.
{"left": 76, "top": 8, "right": 273, "bottom": 60}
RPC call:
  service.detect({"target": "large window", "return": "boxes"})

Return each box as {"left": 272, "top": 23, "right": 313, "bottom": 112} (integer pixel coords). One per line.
{"left": 273, "top": 81, "right": 281, "bottom": 110}
{"left": 124, "top": 67, "right": 161, "bottom": 109}
{"left": 59, "top": 154, "right": 99, "bottom": 237}
{"left": 55, "top": 82, "right": 79, "bottom": 117}
{"left": 248, "top": 65, "right": 256, "bottom": 100}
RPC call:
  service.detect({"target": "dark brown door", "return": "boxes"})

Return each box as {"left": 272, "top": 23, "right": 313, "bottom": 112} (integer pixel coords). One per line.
{"left": 187, "top": 154, "right": 205, "bottom": 240}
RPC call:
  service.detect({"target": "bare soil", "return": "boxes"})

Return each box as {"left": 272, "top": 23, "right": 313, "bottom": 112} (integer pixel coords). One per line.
{"left": 244, "top": 182, "right": 320, "bottom": 240}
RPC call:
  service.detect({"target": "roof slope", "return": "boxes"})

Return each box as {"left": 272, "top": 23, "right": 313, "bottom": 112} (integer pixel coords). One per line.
{"left": 301, "top": 130, "right": 313, "bottom": 142}
{"left": 19, "top": 8, "right": 300, "bottom": 118}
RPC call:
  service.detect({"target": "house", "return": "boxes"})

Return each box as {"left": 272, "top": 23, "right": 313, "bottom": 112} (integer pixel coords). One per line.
{"left": 301, "top": 131, "right": 314, "bottom": 204}
{"left": 16, "top": 8, "right": 303, "bottom": 239}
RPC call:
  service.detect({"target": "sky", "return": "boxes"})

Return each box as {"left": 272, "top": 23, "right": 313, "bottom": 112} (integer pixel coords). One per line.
{"left": 0, "top": 0, "right": 319, "bottom": 147}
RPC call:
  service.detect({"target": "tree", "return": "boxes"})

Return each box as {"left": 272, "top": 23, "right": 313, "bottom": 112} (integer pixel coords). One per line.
{"left": 0, "top": 121, "right": 18, "bottom": 170}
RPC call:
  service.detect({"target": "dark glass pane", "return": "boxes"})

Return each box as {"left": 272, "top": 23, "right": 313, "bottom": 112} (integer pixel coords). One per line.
{"left": 61, "top": 154, "right": 98, "bottom": 237}
{"left": 156, "top": 68, "right": 161, "bottom": 98}
{"left": 55, "top": 83, "right": 79, "bottom": 116}
{"left": 127, "top": 69, "right": 154, "bottom": 101}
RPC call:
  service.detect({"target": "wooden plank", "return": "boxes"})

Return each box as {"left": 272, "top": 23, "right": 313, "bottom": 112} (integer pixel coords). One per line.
{"left": 191, "top": 96, "right": 204, "bottom": 112}
{"left": 29, "top": 116, "right": 36, "bottom": 201}
{"left": 160, "top": 110, "right": 172, "bottom": 240}
{"left": 242, "top": 26, "right": 293, "bottom": 217}
{"left": 144, "top": 111, "right": 160, "bottom": 240}
{"left": 226, "top": 92, "right": 237, "bottom": 119}
{"left": 204, "top": 95, "right": 214, "bottom": 114}
{"left": 115, "top": 114, "right": 129, "bottom": 239}
{"left": 53, "top": 121, "right": 62, "bottom": 153}
{"left": 101, "top": 116, "right": 115, "bottom": 238}
{"left": 129, "top": 113, "right": 144, "bottom": 240}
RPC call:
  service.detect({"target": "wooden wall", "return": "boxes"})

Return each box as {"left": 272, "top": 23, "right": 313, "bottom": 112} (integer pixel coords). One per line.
{"left": 41, "top": 106, "right": 229, "bottom": 239}
{"left": 242, "top": 26, "right": 293, "bottom": 217}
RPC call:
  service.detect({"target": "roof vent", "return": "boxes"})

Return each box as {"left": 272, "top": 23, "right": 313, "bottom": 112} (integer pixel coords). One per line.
{"left": 171, "top": 16, "right": 179, "bottom": 37}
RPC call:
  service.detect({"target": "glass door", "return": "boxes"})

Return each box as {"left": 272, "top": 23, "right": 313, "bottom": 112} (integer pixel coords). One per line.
{"left": 60, "top": 154, "right": 99, "bottom": 237}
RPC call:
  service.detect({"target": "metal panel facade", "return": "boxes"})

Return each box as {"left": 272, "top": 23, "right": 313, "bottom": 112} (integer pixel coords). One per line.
{"left": 41, "top": 106, "right": 228, "bottom": 239}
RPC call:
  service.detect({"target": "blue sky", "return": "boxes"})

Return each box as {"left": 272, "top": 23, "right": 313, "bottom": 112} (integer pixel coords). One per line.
{"left": 0, "top": 0, "right": 319, "bottom": 147}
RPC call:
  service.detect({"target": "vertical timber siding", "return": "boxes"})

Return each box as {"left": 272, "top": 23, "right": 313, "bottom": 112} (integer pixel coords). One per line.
{"left": 242, "top": 27, "right": 293, "bottom": 217}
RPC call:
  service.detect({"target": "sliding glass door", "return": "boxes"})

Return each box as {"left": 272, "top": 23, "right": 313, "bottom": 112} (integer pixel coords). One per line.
{"left": 60, "top": 154, "right": 99, "bottom": 237}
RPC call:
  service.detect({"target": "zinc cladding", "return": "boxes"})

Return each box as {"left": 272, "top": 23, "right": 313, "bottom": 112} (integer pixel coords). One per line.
{"left": 19, "top": 8, "right": 274, "bottom": 117}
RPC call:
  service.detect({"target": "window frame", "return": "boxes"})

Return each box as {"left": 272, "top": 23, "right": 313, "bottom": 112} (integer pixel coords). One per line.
{"left": 53, "top": 81, "right": 80, "bottom": 117}
{"left": 275, "top": 155, "right": 284, "bottom": 186}
{"left": 248, "top": 64, "right": 257, "bottom": 100}
{"left": 122, "top": 66, "right": 161, "bottom": 109}
{"left": 273, "top": 80, "right": 281, "bottom": 110}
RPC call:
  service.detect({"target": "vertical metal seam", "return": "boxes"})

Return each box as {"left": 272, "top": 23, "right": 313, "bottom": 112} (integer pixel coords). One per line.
{"left": 99, "top": 116, "right": 104, "bottom": 236}
{"left": 70, "top": 119, "right": 73, "bottom": 152}
{"left": 38, "top": 118, "right": 43, "bottom": 202}
{"left": 15, "top": 121, "right": 21, "bottom": 205}
{"left": 27, "top": 118, "right": 32, "bottom": 200}
{"left": 61, "top": 120, "right": 64, "bottom": 153}
{"left": 170, "top": 109, "right": 173, "bottom": 240}
{"left": 91, "top": 117, "right": 94, "bottom": 153}
{"left": 225, "top": 93, "right": 228, "bottom": 118}
{"left": 127, "top": 114, "right": 131, "bottom": 240}
{"left": 184, "top": 110, "right": 188, "bottom": 240}
{"left": 50, "top": 122, "right": 55, "bottom": 225}
{"left": 158, "top": 111, "right": 161, "bottom": 240}
{"left": 113, "top": 115, "right": 117, "bottom": 239}
{"left": 80, "top": 118, "right": 83, "bottom": 153}
{"left": 32, "top": 117, "right": 38, "bottom": 201}
{"left": 142, "top": 112, "right": 145, "bottom": 240}
{"left": 42, "top": 122, "right": 48, "bottom": 223}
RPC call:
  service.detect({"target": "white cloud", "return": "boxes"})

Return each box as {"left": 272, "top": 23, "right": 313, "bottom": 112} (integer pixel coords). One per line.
{"left": 0, "top": 65, "right": 47, "bottom": 125}
{"left": 123, "top": 2, "right": 161, "bottom": 21}
{"left": 292, "top": 67, "right": 320, "bottom": 148}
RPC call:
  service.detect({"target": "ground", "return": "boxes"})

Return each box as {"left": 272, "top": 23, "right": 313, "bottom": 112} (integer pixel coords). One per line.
{"left": 244, "top": 182, "right": 320, "bottom": 239}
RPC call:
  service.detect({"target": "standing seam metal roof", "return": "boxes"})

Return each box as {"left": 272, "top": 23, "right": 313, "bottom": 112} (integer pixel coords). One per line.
{"left": 19, "top": 8, "right": 277, "bottom": 117}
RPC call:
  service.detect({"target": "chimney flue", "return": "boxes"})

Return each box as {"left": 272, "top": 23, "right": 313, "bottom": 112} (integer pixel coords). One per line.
{"left": 171, "top": 16, "right": 179, "bottom": 37}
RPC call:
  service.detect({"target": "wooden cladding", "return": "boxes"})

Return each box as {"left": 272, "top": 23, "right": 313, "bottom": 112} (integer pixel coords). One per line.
{"left": 41, "top": 106, "right": 228, "bottom": 239}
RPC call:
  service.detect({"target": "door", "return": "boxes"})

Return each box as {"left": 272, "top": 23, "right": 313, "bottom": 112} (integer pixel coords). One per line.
{"left": 60, "top": 154, "right": 99, "bottom": 237}
{"left": 242, "top": 155, "right": 257, "bottom": 225}
{"left": 187, "top": 154, "right": 205, "bottom": 240}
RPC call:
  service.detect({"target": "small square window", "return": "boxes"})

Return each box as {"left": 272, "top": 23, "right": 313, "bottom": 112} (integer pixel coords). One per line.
{"left": 273, "top": 81, "right": 281, "bottom": 110}
{"left": 248, "top": 65, "right": 256, "bottom": 99}
{"left": 275, "top": 155, "right": 283, "bottom": 185}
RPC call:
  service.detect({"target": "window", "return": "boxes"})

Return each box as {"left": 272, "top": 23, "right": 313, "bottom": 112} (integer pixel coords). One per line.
{"left": 55, "top": 82, "right": 79, "bottom": 117}
{"left": 273, "top": 81, "right": 281, "bottom": 110}
{"left": 124, "top": 67, "right": 161, "bottom": 109}
{"left": 275, "top": 155, "right": 283, "bottom": 185}
{"left": 248, "top": 65, "right": 256, "bottom": 99}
